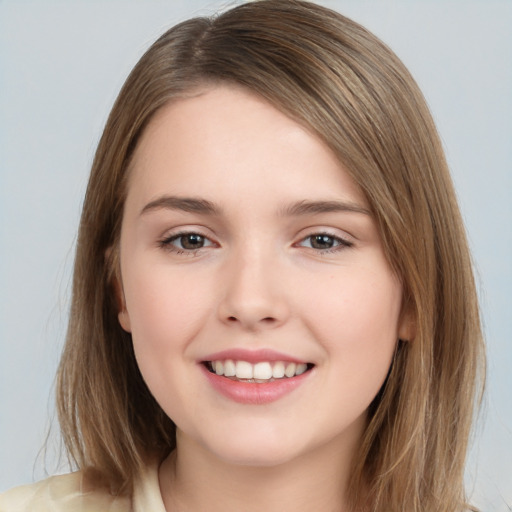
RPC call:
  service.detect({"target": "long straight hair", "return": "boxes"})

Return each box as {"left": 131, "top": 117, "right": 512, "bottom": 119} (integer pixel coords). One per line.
{"left": 57, "top": 1, "right": 485, "bottom": 510}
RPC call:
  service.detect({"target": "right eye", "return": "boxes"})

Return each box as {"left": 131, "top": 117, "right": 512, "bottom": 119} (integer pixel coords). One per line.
{"left": 159, "top": 232, "right": 215, "bottom": 253}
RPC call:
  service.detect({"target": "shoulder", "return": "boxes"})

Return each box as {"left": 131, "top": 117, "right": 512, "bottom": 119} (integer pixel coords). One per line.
{"left": 0, "top": 471, "right": 130, "bottom": 512}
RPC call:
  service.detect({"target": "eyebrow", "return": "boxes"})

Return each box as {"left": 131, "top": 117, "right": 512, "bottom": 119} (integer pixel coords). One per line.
{"left": 140, "top": 195, "right": 371, "bottom": 218}
{"left": 140, "top": 196, "right": 221, "bottom": 216}
{"left": 279, "top": 199, "right": 371, "bottom": 217}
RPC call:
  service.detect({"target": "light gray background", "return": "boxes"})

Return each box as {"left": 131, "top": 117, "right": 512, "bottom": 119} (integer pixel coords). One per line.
{"left": 1, "top": 1, "right": 511, "bottom": 509}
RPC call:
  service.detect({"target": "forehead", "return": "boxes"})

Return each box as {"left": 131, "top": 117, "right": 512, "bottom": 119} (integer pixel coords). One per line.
{"left": 126, "top": 84, "right": 368, "bottom": 212}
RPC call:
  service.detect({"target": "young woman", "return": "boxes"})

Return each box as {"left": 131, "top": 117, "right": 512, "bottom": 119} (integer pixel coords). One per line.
{"left": 0, "top": 1, "right": 485, "bottom": 511}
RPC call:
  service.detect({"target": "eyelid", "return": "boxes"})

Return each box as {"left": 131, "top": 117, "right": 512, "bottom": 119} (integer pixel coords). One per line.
{"left": 158, "top": 227, "right": 218, "bottom": 254}
{"left": 156, "top": 226, "right": 354, "bottom": 256}
{"left": 158, "top": 224, "right": 216, "bottom": 242}
{"left": 170, "top": 233, "right": 215, "bottom": 246}
{"left": 294, "top": 228, "right": 354, "bottom": 252}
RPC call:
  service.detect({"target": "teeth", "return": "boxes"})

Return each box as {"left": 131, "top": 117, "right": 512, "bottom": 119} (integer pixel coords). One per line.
{"left": 223, "top": 359, "right": 236, "bottom": 377}
{"left": 235, "top": 360, "right": 253, "bottom": 379}
{"left": 295, "top": 363, "right": 307, "bottom": 375}
{"left": 208, "top": 360, "right": 310, "bottom": 380}
{"left": 284, "top": 363, "right": 296, "bottom": 378}
{"left": 272, "top": 361, "right": 285, "bottom": 379}
{"left": 253, "top": 362, "right": 273, "bottom": 380}
{"left": 214, "top": 361, "right": 223, "bottom": 375}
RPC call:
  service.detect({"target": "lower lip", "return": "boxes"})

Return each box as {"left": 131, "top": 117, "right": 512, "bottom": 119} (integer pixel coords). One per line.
{"left": 200, "top": 365, "right": 312, "bottom": 404}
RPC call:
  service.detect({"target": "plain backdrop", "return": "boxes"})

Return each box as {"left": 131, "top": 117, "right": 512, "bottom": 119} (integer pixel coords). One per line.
{"left": 1, "top": 1, "right": 511, "bottom": 510}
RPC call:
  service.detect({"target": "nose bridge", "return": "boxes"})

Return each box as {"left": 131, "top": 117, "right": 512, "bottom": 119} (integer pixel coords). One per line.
{"left": 217, "top": 238, "right": 289, "bottom": 329}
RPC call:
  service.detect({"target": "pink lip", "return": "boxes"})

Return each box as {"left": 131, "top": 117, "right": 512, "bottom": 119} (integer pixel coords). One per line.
{"left": 200, "top": 364, "right": 312, "bottom": 404}
{"left": 201, "top": 348, "right": 307, "bottom": 364}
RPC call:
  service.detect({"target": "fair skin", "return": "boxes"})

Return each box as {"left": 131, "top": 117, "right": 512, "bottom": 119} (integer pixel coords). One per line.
{"left": 118, "top": 85, "right": 412, "bottom": 511}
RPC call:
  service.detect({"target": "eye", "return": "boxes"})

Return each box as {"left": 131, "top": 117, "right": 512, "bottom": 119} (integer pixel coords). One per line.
{"left": 297, "top": 233, "right": 352, "bottom": 251}
{"left": 160, "top": 232, "right": 215, "bottom": 252}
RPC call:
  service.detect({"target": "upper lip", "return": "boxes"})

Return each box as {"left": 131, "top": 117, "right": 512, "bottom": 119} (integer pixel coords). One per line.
{"left": 200, "top": 348, "right": 309, "bottom": 364}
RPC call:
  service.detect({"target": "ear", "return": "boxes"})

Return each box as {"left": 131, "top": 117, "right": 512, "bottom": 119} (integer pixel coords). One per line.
{"left": 116, "top": 279, "right": 132, "bottom": 333}
{"left": 398, "top": 305, "right": 416, "bottom": 342}
{"left": 106, "top": 247, "right": 132, "bottom": 333}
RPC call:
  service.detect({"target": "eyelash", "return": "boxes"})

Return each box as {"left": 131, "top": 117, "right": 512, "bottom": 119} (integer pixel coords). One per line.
{"left": 158, "top": 231, "right": 353, "bottom": 256}
{"left": 158, "top": 231, "right": 215, "bottom": 256}
{"left": 296, "top": 232, "right": 353, "bottom": 254}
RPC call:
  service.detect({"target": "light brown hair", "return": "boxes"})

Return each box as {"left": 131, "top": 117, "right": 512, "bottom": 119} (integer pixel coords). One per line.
{"left": 57, "top": 1, "right": 485, "bottom": 510}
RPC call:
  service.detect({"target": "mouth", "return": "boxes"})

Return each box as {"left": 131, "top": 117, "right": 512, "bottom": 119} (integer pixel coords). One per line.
{"left": 203, "top": 360, "right": 315, "bottom": 383}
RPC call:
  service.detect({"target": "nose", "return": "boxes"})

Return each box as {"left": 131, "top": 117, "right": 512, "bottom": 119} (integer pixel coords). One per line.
{"left": 217, "top": 248, "right": 290, "bottom": 331}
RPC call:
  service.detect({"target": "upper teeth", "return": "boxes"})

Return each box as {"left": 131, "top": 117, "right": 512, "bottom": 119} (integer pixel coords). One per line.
{"left": 210, "top": 360, "right": 308, "bottom": 380}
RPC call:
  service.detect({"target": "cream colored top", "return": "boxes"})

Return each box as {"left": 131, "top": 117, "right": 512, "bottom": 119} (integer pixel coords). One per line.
{"left": 0, "top": 462, "right": 166, "bottom": 512}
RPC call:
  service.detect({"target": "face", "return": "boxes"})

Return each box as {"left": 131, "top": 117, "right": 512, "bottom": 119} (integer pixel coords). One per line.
{"left": 118, "top": 85, "right": 411, "bottom": 467}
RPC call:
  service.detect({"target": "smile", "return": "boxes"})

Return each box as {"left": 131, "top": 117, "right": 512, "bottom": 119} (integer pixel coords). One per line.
{"left": 205, "top": 360, "right": 313, "bottom": 382}
{"left": 200, "top": 354, "right": 314, "bottom": 404}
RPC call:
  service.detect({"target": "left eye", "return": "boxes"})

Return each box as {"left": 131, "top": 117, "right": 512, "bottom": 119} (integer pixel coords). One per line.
{"left": 298, "top": 234, "right": 351, "bottom": 250}
{"left": 162, "top": 233, "right": 214, "bottom": 251}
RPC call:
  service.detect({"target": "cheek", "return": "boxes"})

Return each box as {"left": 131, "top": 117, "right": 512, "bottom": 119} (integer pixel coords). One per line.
{"left": 123, "top": 265, "right": 215, "bottom": 425}
{"left": 124, "top": 265, "right": 212, "bottom": 364}
{"left": 309, "top": 265, "right": 400, "bottom": 324}
{"left": 304, "top": 264, "right": 402, "bottom": 378}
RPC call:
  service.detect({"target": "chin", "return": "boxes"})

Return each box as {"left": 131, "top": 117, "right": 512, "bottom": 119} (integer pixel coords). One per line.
{"left": 213, "top": 445, "right": 300, "bottom": 468}
{"left": 198, "top": 425, "right": 307, "bottom": 468}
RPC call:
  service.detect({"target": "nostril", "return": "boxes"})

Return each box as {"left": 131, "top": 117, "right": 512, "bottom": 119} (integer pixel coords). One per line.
{"left": 222, "top": 312, "right": 282, "bottom": 327}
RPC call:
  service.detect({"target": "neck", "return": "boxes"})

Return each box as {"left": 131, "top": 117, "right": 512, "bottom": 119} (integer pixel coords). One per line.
{"left": 159, "top": 427, "right": 362, "bottom": 512}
